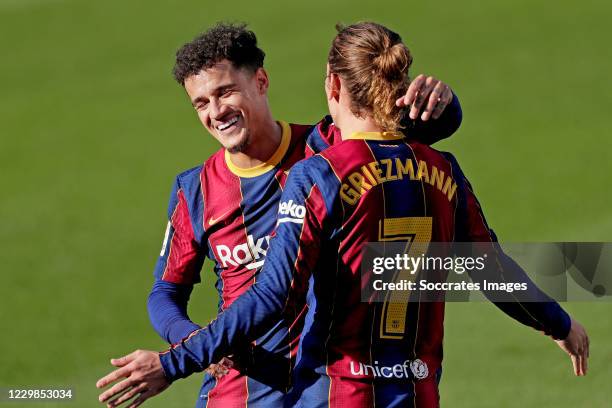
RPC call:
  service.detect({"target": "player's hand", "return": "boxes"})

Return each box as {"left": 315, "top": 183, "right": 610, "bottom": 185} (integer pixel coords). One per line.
{"left": 96, "top": 349, "right": 170, "bottom": 408}
{"left": 555, "top": 318, "right": 589, "bottom": 376}
{"left": 205, "top": 356, "right": 234, "bottom": 379}
{"left": 395, "top": 74, "right": 453, "bottom": 121}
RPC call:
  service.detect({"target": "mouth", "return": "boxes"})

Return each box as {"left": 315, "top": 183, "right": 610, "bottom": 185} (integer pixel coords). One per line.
{"left": 216, "top": 114, "right": 241, "bottom": 134}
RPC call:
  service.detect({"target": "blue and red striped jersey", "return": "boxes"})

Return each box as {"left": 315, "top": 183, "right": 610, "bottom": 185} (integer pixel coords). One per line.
{"left": 149, "top": 95, "right": 463, "bottom": 407}
{"left": 150, "top": 120, "right": 334, "bottom": 407}
{"left": 158, "top": 130, "right": 570, "bottom": 408}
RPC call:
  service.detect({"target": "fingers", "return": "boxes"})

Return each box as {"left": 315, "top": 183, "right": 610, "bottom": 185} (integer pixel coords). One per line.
{"left": 111, "top": 350, "right": 139, "bottom": 367}
{"left": 99, "top": 378, "right": 135, "bottom": 403}
{"left": 218, "top": 356, "right": 235, "bottom": 370}
{"left": 206, "top": 362, "right": 231, "bottom": 379}
{"left": 422, "top": 81, "right": 450, "bottom": 121}
{"left": 576, "top": 353, "right": 586, "bottom": 376}
{"left": 570, "top": 343, "right": 588, "bottom": 376}
{"left": 410, "top": 76, "right": 436, "bottom": 120}
{"left": 107, "top": 383, "right": 147, "bottom": 408}
{"left": 570, "top": 354, "right": 579, "bottom": 376}
{"left": 399, "top": 74, "right": 426, "bottom": 108}
{"left": 96, "top": 366, "right": 131, "bottom": 389}
{"left": 581, "top": 334, "right": 589, "bottom": 375}
{"left": 586, "top": 335, "right": 590, "bottom": 358}
{"left": 127, "top": 390, "right": 154, "bottom": 408}
{"left": 396, "top": 74, "right": 454, "bottom": 121}
{"left": 431, "top": 86, "right": 453, "bottom": 120}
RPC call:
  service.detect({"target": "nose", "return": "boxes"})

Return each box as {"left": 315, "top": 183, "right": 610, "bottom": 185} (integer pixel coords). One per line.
{"left": 209, "top": 97, "right": 221, "bottom": 120}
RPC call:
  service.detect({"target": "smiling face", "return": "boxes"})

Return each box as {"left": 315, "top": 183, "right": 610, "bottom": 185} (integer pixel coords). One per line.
{"left": 184, "top": 60, "right": 270, "bottom": 153}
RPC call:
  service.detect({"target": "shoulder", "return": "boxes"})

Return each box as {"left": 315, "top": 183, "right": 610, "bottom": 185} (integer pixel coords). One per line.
{"left": 175, "top": 164, "right": 204, "bottom": 186}
{"left": 407, "top": 141, "right": 460, "bottom": 166}
{"left": 435, "top": 150, "right": 464, "bottom": 177}
{"left": 173, "top": 164, "right": 204, "bottom": 200}
{"left": 289, "top": 153, "right": 336, "bottom": 181}
{"left": 173, "top": 159, "right": 208, "bottom": 206}
{"left": 286, "top": 154, "right": 342, "bottom": 202}
{"left": 288, "top": 122, "right": 316, "bottom": 140}
{"left": 294, "top": 116, "right": 342, "bottom": 155}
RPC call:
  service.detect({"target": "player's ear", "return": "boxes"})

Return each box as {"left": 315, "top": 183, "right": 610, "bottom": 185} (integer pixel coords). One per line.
{"left": 254, "top": 68, "right": 269, "bottom": 94}
{"left": 329, "top": 72, "right": 341, "bottom": 101}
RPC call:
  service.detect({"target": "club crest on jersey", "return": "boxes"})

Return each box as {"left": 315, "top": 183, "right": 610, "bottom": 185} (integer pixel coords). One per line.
{"left": 215, "top": 235, "right": 270, "bottom": 270}
{"left": 277, "top": 199, "right": 305, "bottom": 225}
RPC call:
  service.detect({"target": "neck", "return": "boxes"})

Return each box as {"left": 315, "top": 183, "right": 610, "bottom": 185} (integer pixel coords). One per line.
{"left": 228, "top": 112, "right": 281, "bottom": 168}
{"left": 338, "top": 115, "right": 383, "bottom": 140}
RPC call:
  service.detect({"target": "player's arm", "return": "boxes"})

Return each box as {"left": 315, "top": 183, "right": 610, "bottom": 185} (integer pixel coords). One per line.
{"left": 447, "top": 153, "right": 589, "bottom": 375}
{"left": 148, "top": 282, "right": 199, "bottom": 343}
{"left": 96, "top": 159, "right": 333, "bottom": 407}
{"left": 147, "top": 176, "right": 204, "bottom": 344}
{"left": 307, "top": 76, "right": 461, "bottom": 154}
{"left": 158, "top": 160, "right": 330, "bottom": 381}
{"left": 397, "top": 75, "right": 462, "bottom": 144}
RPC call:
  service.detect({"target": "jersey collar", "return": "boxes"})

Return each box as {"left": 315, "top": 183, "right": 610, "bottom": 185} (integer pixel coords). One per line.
{"left": 225, "top": 120, "right": 291, "bottom": 178}
{"left": 346, "top": 130, "right": 404, "bottom": 141}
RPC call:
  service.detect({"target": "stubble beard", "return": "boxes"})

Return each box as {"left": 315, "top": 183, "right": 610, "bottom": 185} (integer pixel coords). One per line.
{"left": 225, "top": 130, "right": 250, "bottom": 154}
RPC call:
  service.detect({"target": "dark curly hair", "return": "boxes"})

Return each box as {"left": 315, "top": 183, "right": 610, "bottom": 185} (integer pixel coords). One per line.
{"left": 173, "top": 23, "right": 265, "bottom": 85}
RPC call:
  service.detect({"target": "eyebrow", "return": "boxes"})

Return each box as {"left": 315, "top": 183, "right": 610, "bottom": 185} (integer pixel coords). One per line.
{"left": 191, "top": 82, "right": 237, "bottom": 107}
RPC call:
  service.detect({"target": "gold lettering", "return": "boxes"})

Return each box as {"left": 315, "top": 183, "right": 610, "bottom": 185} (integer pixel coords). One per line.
{"left": 417, "top": 160, "right": 430, "bottom": 184}
{"left": 396, "top": 158, "right": 415, "bottom": 180}
{"left": 361, "top": 165, "right": 378, "bottom": 186}
{"left": 369, "top": 161, "right": 385, "bottom": 184}
{"left": 430, "top": 166, "right": 445, "bottom": 190}
{"left": 340, "top": 183, "right": 359, "bottom": 205}
{"left": 348, "top": 172, "right": 371, "bottom": 194}
{"left": 381, "top": 158, "right": 397, "bottom": 181}
{"left": 442, "top": 177, "right": 458, "bottom": 201}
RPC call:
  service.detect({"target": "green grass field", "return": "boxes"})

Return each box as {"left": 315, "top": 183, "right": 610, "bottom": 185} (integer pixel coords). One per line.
{"left": 1, "top": 0, "right": 611, "bottom": 406}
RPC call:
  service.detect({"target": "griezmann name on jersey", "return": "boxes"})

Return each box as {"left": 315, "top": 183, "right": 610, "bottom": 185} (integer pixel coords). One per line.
{"left": 158, "top": 130, "right": 570, "bottom": 407}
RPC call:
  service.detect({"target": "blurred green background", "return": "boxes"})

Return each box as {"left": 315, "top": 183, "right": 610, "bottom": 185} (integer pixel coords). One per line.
{"left": 1, "top": 0, "right": 610, "bottom": 406}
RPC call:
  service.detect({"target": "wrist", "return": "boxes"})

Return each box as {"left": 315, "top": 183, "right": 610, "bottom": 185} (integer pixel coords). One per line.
{"left": 158, "top": 350, "right": 179, "bottom": 383}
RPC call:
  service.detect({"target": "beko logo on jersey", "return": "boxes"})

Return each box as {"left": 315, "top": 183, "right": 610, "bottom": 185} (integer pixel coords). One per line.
{"left": 349, "top": 359, "right": 429, "bottom": 380}
{"left": 277, "top": 200, "right": 305, "bottom": 225}
{"left": 215, "top": 235, "right": 270, "bottom": 270}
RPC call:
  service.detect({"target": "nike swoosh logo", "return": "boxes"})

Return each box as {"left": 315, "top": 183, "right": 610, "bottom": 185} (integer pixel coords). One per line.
{"left": 208, "top": 210, "right": 233, "bottom": 226}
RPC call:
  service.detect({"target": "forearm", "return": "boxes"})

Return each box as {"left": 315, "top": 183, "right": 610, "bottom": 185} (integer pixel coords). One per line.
{"left": 487, "top": 249, "right": 571, "bottom": 340}
{"left": 451, "top": 157, "right": 570, "bottom": 340}
{"left": 158, "top": 268, "right": 287, "bottom": 381}
{"left": 147, "top": 281, "right": 200, "bottom": 344}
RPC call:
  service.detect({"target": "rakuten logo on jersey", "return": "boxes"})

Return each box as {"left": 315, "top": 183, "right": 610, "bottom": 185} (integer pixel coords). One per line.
{"left": 215, "top": 235, "right": 270, "bottom": 270}
{"left": 277, "top": 200, "right": 305, "bottom": 225}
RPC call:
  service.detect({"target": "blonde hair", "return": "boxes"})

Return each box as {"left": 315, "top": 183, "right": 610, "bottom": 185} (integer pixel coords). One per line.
{"left": 328, "top": 22, "right": 412, "bottom": 131}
